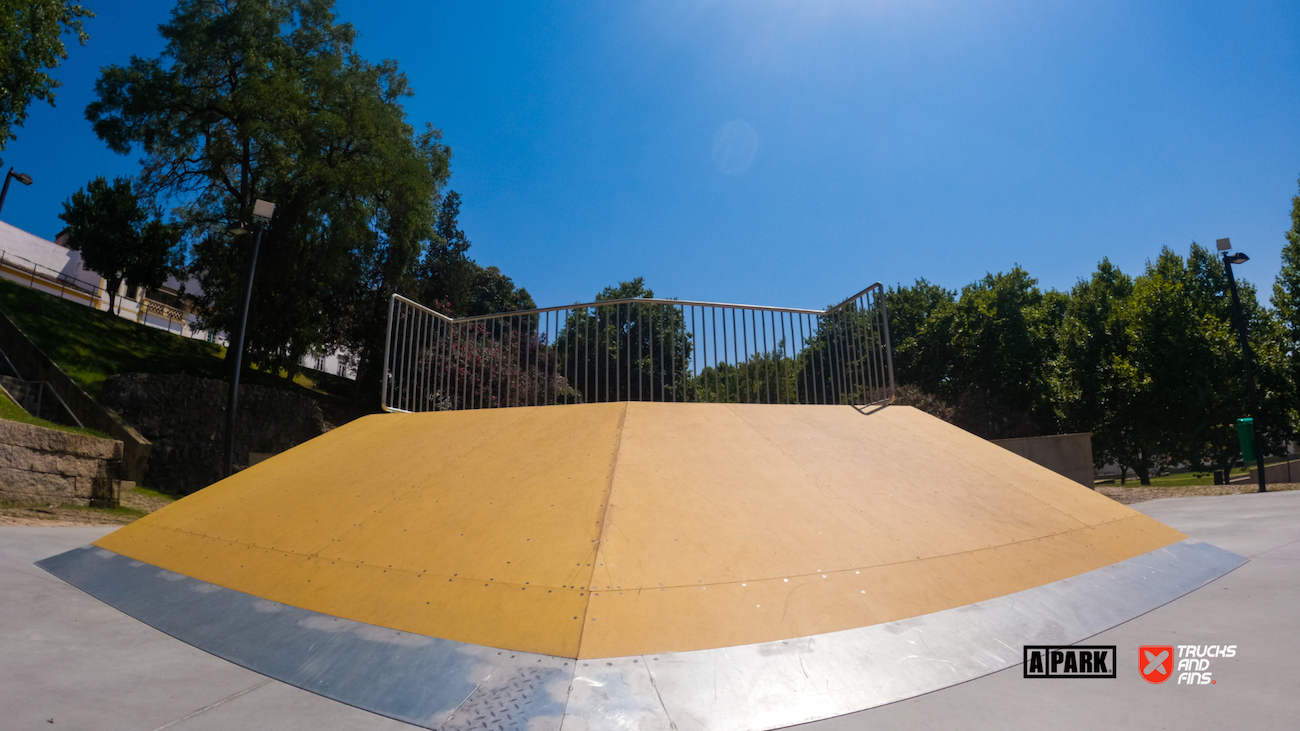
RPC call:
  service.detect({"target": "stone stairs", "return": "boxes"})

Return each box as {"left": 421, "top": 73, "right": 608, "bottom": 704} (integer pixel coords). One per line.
{"left": 0, "top": 345, "right": 83, "bottom": 427}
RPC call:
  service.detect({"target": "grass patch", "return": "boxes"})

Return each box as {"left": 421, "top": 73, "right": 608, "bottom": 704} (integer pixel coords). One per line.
{"left": 0, "top": 277, "right": 364, "bottom": 406}
{"left": 0, "top": 277, "right": 228, "bottom": 396}
{"left": 131, "top": 485, "right": 178, "bottom": 502}
{"left": 1142, "top": 471, "right": 1244, "bottom": 487}
{"left": 0, "top": 389, "right": 112, "bottom": 439}
{"left": 1107, "top": 455, "right": 1297, "bottom": 487}
{"left": 58, "top": 503, "right": 148, "bottom": 519}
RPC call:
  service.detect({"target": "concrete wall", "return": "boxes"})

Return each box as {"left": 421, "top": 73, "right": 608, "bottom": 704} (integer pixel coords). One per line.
{"left": 0, "top": 309, "right": 151, "bottom": 480}
{"left": 1250, "top": 460, "right": 1300, "bottom": 485}
{"left": 991, "top": 432, "right": 1095, "bottom": 487}
{"left": 0, "top": 419, "right": 122, "bottom": 507}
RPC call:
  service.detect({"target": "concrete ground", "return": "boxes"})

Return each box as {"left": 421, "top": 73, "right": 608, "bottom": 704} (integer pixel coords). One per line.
{"left": 2, "top": 491, "right": 1296, "bottom": 731}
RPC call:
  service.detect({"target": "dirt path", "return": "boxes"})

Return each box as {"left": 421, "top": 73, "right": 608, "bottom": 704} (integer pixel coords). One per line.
{"left": 1095, "top": 481, "right": 1300, "bottom": 505}
{"left": 0, "top": 506, "right": 138, "bottom": 527}
{"left": 0, "top": 488, "right": 174, "bottom": 527}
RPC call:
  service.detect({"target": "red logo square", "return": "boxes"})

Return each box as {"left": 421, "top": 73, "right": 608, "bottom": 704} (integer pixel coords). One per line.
{"left": 1140, "top": 645, "right": 1174, "bottom": 684}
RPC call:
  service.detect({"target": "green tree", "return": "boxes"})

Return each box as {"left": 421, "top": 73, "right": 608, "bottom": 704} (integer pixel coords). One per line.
{"left": 1271, "top": 176, "right": 1300, "bottom": 438}
{"left": 1121, "top": 244, "right": 1286, "bottom": 483}
{"left": 885, "top": 279, "right": 957, "bottom": 395}
{"left": 420, "top": 193, "right": 533, "bottom": 317}
{"left": 555, "top": 278, "right": 692, "bottom": 403}
{"left": 86, "top": 0, "right": 448, "bottom": 384}
{"left": 796, "top": 302, "right": 887, "bottom": 406}
{"left": 943, "top": 267, "right": 1062, "bottom": 437}
{"left": 57, "top": 176, "right": 180, "bottom": 315}
{"left": 461, "top": 266, "right": 535, "bottom": 317}
{"left": 0, "top": 0, "right": 92, "bottom": 149}
{"left": 409, "top": 191, "right": 472, "bottom": 313}
{"left": 1055, "top": 259, "right": 1145, "bottom": 480}
{"left": 706, "top": 343, "right": 799, "bottom": 404}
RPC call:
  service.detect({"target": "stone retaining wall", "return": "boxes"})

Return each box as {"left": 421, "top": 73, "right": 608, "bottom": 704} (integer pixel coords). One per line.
{"left": 0, "top": 419, "right": 122, "bottom": 507}
{"left": 0, "top": 309, "right": 150, "bottom": 480}
{"left": 100, "top": 373, "right": 324, "bottom": 494}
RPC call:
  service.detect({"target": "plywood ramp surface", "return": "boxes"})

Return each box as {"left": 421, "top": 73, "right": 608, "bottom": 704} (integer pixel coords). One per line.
{"left": 95, "top": 403, "right": 1184, "bottom": 659}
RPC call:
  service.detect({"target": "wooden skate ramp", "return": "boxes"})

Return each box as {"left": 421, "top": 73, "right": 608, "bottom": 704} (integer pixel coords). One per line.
{"left": 91, "top": 403, "right": 1184, "bottom": 659}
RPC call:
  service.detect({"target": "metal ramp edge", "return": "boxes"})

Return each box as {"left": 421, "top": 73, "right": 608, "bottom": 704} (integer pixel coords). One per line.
{"left": 37, "top": 539, "right": 1245, "bottom": 731}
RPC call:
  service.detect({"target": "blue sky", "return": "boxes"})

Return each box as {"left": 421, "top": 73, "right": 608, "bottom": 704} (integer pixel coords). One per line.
{"left": 3, "top": 0, "right": 1298, "bottom": 311}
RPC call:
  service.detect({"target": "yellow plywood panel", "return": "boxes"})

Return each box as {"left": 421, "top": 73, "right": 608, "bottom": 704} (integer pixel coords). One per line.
{"left": 577, "top": 515, "right": 1185, "bottom": 658}
{"left": 323, "top": 403, "right": 626, "bottom": 587}
{"left": 134, "top": 409, "right": 531, "bottom": 555}
{"left": 598, "top": 403, "right": 1132, "bottom": 591}
{"left": 99, "top": 521, "right": 591, "bottom": 656}
{"left": 882, "top": 406, "right": 1137, "bottom": 525}
{"left": 97, "top": 404, "right": 628, "bottom": 658}
{"left": 592, "top": 402, "right": 896, "bottom": 590}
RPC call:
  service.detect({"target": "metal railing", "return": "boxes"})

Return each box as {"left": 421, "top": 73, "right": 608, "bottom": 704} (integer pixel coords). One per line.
{"left": 382, "top": 283, "right": 895, "bottom": 412}
{"left": 0, "top": 249, "right": 103, "bottom": 303}
{"left": 0, "top": 247, "right": 214, "bottom": 342}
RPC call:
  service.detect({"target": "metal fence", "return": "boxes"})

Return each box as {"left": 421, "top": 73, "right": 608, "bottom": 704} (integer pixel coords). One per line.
{"left": 0, "top": 249, "right": 104, "bottom": 304}
{"left": 382, "top": 283, "right": 895, "bottom": 412}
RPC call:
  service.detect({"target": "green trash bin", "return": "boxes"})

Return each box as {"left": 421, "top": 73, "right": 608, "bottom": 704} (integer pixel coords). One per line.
{"left": 1236, "top": 418, "right": 1256, "bottom": 463}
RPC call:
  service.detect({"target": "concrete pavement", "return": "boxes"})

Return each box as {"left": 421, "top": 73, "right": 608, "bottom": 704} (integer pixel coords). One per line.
{"left": 2, "top": 490, "right": 1297, "bottom": 730}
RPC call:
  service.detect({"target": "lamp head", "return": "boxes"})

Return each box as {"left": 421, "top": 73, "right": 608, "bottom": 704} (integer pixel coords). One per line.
{"left": 227, "top": 223, "right": 249, "bottom": 235}
{"left": 252, "top": 199, "right": 275, "bottom": 222}
{"left": 1225, "top": 252, "right": 1249, "bottom": 265}
{"left": 12, "top": 172, "right": 32, "bottom": 186}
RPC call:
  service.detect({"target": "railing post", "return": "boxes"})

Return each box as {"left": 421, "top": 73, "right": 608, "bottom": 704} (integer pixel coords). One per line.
{"left": 877, "top": 284, "right": 896, "bottom": 401}
{"left": 381, "top": 294, "right": 397, "bottom": 411}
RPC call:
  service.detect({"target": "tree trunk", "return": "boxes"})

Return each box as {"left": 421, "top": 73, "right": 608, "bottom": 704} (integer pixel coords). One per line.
{"left": 1133, "top": 464, "right": 1151, "bottom": 485}
{"left": 1119, "top": 465, "right": 1129, "bottom": 485}
{"left": 105, "top": 276, "right": 122, "bottom": 317}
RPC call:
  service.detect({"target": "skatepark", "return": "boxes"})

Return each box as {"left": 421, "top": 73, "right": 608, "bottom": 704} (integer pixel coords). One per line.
{"left": 7, "top": 288, "right": 1289, "bottom": 729}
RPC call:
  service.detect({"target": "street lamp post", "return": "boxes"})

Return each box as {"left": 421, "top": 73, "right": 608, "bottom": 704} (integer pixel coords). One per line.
{"left": 223, "top": 199, "right": 276, "bottom": 478}
{"left": 0, "top": 167, "right": 35, "bottom": 218}
{"left": 1218, "top": 237, "right": 1267, "bottom": 494}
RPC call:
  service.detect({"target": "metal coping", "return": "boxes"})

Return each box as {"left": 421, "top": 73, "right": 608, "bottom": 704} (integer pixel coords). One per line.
{"left": 37, "top": 538, "right": 1244, "bottom": 731}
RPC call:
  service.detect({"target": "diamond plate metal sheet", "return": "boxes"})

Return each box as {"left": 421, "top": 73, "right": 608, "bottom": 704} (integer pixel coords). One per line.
{"left": 439, "top": 652, "right": 572, "bottom": 731}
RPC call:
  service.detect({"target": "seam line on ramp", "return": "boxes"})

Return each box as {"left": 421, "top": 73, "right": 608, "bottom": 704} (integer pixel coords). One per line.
{"left": 576, "top": 403, "right": 629, "bottom": 659}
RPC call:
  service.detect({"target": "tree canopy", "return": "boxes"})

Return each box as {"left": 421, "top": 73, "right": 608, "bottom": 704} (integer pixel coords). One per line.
{"left": 556, "top": 278, "right": 692, "bottom": 403}
{"left": 85, "top": 0, "right": 451, "bottom": 384}
{"left": 58, "top": 176, "right": 180, "bottom": 315}
{"left": 1272, "top": 177, "right": 1300, "bottom": 421}
{"left": 0, "top": 0, "right": 92, "bottom": 149}
{"left": 889, "top": 225, "right": 1297, "bottom": 485}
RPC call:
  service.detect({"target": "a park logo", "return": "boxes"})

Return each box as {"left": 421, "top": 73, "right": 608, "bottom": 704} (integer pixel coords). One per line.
{"left": 1140, "top": 645, "right": 1175, "bottom": 684}
{"left": 1023, "top": 645, "right": 1116, "bottom": 678}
